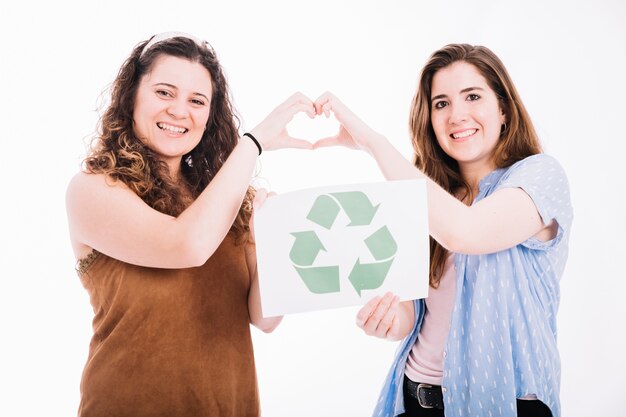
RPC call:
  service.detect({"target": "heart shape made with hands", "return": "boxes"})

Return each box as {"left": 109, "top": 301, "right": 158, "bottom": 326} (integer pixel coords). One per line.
{"left": 286, "top": 112, "right": 341, "bottom": 144}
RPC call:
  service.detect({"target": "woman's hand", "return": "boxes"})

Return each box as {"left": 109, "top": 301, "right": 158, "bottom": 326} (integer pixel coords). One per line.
{"left": 356, "top": 292, "right": 414, "bottom": 341}
{"left": 312, "top": 91, "right": 385, "bottom": 155}
{"left": 249, "top": 92, "right": 316, "bottom": 151}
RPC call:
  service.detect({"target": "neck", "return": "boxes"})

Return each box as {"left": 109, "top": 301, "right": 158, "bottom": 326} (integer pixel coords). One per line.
{"left": 164, "top": 158, "right": 183, "bottom": 182}
{"left": 459, "top": 160, "right": 496, "bottom": 197}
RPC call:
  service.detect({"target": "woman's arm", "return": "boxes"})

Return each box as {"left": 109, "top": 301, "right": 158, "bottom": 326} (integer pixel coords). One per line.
{"left": 313, "top": 92, "right": 553, "bottom": 255}
{"left": 245, "top": 241, "right": 283, "bottom": 332}
{"left": 246, "top": 188, "right": 283, "bottom": 332}
{"left": 66, "top": 93, "right": 315, "bottom": 268}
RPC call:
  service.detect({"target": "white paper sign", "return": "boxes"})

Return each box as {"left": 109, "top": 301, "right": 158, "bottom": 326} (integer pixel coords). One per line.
{"left": 254, "top": 179, "right": 429, "bottom": 316}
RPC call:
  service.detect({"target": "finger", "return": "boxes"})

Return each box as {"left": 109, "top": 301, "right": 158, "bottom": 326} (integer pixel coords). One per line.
{"left": 290, "top": 91, "right": 314, "bottom": 105}
{"left": 282, "top": 137, "right": 313, "bottom": 149}
{"left": 314, "top": 102, "right": 324, "bottom": 116}
{"left": 386, "top": 315, "right": 399, "bottom": 339}
{"left": 272, "top": 92, "right": 309, "bottom": 114}
{"left": 321, "top": 102, "right": 331, "bottom": 118}
{"left": 313, "top": 91, "right": 333, "bottom": 104}
{"left": 280, "top": 92, "right": 314, "bottom": 114}
{"left": 363, "top": 292, "right": 394, "bottom": 335}
{"left": 377, "top": 296, "right": 399, "bottom": 338}
{"left": 313, "top": 100, "right": 330, "bottom": 117}
{"left": 356, "top": 295, "right": 381, "bottom": 327}
{"left": 285, "top": 102, "right": 316, "bottom": 119}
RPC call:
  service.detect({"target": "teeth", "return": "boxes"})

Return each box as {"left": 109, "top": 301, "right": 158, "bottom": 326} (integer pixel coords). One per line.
{"left": 452, "top": 129, "right": 476, "bottom": 139}
{"left": 158, "top": 123, "right": 187, "bottom": 133}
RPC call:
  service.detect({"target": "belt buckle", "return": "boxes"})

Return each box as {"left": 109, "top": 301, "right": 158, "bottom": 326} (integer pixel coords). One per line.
{"left": 417, "top": 383, "right": 434, "bottom": 409}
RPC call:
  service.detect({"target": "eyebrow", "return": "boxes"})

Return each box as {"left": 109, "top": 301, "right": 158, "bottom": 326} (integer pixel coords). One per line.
{"left": 431, "top": 86, "right": 486, "bottom": 102}
{"left": 153, "top": 82, "right": 210, "bottom": 102}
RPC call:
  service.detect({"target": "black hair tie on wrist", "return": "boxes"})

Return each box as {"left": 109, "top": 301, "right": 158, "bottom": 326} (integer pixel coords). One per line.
{"left": 243, "top": 133, "right": 262, "bottom": 156}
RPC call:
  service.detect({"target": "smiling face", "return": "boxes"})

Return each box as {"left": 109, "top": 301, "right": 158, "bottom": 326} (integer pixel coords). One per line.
{"left": 133, "top": 55, "right": 213, "bottom": 176}
{"left": 430, "top": 61, "right": 506, "bottom": 180}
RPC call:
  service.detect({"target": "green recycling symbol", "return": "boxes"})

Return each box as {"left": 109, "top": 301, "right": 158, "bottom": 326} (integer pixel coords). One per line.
{"left": 289, "top": 191, "right": 397, "bottom": 296}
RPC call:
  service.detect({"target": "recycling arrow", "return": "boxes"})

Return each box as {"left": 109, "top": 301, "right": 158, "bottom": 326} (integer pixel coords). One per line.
{"left": 348, "top": 258, "right": 394, "bottom": 296}
{"left": 330, "top": 192, "right": 380, "bottom": 226}
{"left": 306, "top": 191, "right": 380, "bottom": 229}
{"left": 364, "top": 226, "right": 397, "bottom": 260}
{"left": 293, "top": 266, "right": 340, "bottom": 294}
{"left": 306, "top": 195, "right": 341, "bottom": 230}
{"left": 348, "top": 226, "right": 397, "bottom": 296}
{"left": 289, "top": 231, "right": 339, "bottom": 293}
{"left": 289, "top": 231, "right": 326, "bottom": 266}
{"left": 289, "top": 191, "right": 397, "bottom": 296}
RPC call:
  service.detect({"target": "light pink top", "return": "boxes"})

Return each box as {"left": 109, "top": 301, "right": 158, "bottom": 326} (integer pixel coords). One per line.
{"left": 403, "top": 254, "right": 539, "bottom": 400}
{"left": 404, "top": 253, "right": 456, "bottom": 386}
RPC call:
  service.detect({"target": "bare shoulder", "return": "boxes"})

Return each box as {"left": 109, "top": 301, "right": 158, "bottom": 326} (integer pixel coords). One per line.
{"left": 66, "top": 171, "right": 140, "bottom": 259}
{"left": 67, "top": 171, "right": 124, "bottom": 194}
{"left": 66, "top": 171, "right": 137, "bottom": 207}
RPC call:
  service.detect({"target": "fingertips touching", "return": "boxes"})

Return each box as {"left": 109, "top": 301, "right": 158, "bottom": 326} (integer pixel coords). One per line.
{"left": 286, "top": 137, "right": 313, "bottom": 150}
{"left": 311, "top": 137, "right": 332, "bottom": 149}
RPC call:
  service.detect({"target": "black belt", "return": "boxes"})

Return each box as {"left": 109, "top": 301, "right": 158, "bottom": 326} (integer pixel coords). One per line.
{"left": 404, "top": 376, "right": 444, "bottom": 410}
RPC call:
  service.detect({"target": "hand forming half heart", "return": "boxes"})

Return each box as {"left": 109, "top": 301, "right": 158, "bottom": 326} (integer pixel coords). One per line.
{"left": 249, "top": 91, "right": 382, "bottom": 154}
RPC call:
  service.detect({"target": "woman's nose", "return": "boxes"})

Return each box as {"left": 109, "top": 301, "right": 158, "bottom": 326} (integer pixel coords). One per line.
{"left": 166, "top": 99, "right": 189, "bottom": 119}
{"left": 448, "top": 103, "right": 469, "bottom": 125}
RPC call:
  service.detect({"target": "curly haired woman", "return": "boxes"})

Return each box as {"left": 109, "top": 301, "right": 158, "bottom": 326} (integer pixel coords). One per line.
{"left": 65, "top": 32, "right": 314, "bottom": 417}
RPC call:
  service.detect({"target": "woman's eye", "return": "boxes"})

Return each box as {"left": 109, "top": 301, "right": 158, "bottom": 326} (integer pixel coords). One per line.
{"left": 467, "top": 93, "right": 481, "bottom": 101}
{"left": 156, "top": 90, "right": 172, "bottom": 98}
{"left": 434, "top": 101, "right": 448, "bottom": 109}
{"left": 191, "top": 99, "right": 206, "bottom": 106}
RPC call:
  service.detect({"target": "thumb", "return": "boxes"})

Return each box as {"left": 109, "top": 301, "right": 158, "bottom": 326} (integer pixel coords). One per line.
{"left": 312, "top": 136, "right": 342, "bottom": 149}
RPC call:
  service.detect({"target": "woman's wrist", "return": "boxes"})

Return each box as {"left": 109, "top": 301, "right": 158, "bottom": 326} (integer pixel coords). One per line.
{"left": 249, "top": 127, "right": 271, "bottom": 152}
{"left": 239, "top": 133, "right": 262, "bottom": 156}
{"left": 242, "top": 132, "right": 262, "bottom": 155}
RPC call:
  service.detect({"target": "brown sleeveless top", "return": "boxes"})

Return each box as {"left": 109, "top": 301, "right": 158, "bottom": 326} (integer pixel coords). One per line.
{"left": 76, "top": 234, "right": 259, "bottom": 417}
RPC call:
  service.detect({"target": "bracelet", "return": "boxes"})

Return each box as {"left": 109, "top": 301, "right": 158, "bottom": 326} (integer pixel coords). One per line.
{"left": 243, "top": 132, "right": 262, "bottom": 156}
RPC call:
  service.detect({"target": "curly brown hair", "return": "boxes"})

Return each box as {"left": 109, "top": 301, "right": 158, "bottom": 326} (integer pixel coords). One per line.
{"left": 409, "top": 44, "right": 542, "bottom": 288}
{"left": 84, "top": 35, "right": 254, "bottom": 242}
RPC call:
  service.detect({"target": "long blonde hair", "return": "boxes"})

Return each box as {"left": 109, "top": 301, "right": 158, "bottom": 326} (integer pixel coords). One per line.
{"left": 409, "top": 44, "right": 542, "bottom": 287}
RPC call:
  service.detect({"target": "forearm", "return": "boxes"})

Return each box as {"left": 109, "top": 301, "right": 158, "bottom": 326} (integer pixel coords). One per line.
{"left": 248, "top": 272, "right": 283, "bottom": 333}
{"left": 365, "top": 136, "right": 466, "bottom": 251}
{"left": 365, "top": 135, "right": 537, "bottom": 254}
{"left": 175, "top": 138, "right": 259, "bottom": 265}
{"left": 368, "top": 135, "right": 422, "bottom": 181}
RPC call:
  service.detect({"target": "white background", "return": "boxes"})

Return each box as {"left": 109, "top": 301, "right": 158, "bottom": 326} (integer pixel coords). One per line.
{"left": 1, "top": 1, "right": 625, "bottom": 416}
